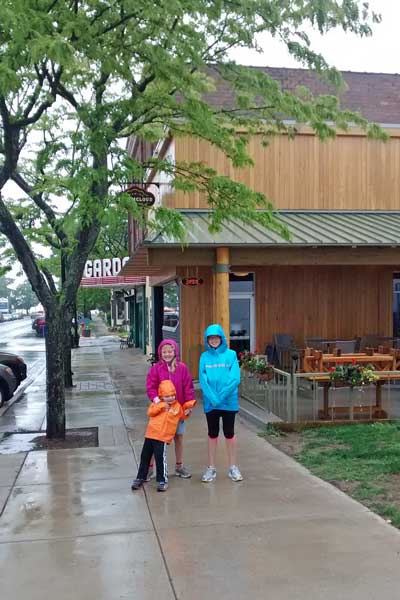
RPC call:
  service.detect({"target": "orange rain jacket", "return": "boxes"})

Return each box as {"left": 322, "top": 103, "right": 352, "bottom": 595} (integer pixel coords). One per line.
{"left": 145, "top": 380, "right": 196, "bottom": 444}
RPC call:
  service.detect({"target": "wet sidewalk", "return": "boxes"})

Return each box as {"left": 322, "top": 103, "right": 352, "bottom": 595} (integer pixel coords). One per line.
{"left": 1, "top": 326, "right": 400, "bottom": 599}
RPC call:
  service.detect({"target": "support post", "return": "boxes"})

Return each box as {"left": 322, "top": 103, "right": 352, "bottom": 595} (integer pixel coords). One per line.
{"left": 214, "top": 247, "right": 230, "bottom": 345}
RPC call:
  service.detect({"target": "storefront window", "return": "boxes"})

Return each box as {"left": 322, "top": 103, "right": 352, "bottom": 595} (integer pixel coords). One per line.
{"left": 163, "top": 281, "right": 180, "bottom": 336}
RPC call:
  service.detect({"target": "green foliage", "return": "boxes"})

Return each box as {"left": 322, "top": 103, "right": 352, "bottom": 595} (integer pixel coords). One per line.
{"left": 329, "top": 363, "right": 378, "bottom": 387}
{"left": 12, "top": 281, "right": 38, "bottom": 311}
{"left": 0, "top": 276, "right": 13, "bottom": 299}
{"left": 0, "top": 1, "right": 385, "bottom": 269}
{"left": 77, "top": 287, "right": 110, "bottom": 314}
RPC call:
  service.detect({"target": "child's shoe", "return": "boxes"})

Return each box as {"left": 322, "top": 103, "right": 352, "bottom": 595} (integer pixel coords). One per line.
{"left": 131, "top": 479, "right": 145, "bottom": 491}
{"left": 175, "top": 464, "right": 192, "bottom": 478}
{"left": 228, "top": 465, "right": 243, "bottom": 482}
{"left": 157, "top": 482, "right": 168, "bottom": 492}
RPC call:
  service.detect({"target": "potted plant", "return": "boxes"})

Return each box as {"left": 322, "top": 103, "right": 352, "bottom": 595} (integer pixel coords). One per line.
{"left": 329, "top": 362, "right": 378, "bottom": 387}
{"left": 253, "top": 357, "right": 274, "bottom": 382}
{"left": 238, "top": 350, "right": 258, "bottom": 373}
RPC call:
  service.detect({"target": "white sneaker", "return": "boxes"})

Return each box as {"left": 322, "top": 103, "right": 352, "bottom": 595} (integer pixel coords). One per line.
{"left": 201, "top": 466, "right": 217, "bottom": 482}
{"left": 228, "top": 465, "right": 243, "bottom": 482}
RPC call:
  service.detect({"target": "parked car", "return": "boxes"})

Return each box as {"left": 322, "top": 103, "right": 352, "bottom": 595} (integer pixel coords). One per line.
{"left": 0, "top": 351, "right": 27, "bottom": 386}
{"left": 0, "top": 364, "right": 17, "bottom": 406}
{"left": 30, "top": 311, "right": 44, "bottom": 320}
{"left": 32, "top": 317, "right": 46, "bottom": 336}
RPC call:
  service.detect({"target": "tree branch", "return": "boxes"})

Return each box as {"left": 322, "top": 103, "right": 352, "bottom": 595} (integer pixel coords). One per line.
{"left": 42, "top": 266, "right": 58, "bottom": 295}
{"left": 0, "top": 194, "right": 53, "bottom": 307}
{"left": 12, "top": 171, "right": 68, "bottom": 245}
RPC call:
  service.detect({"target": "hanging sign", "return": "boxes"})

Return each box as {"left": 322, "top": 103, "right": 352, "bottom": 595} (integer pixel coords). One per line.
{"left": 126, "top": 185, "right": 156, "bottom": 207}
{"left": 181, "top": 277, "right": 204, "bottom": 287}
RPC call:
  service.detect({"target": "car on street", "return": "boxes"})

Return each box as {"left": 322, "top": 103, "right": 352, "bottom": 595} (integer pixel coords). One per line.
{"left": 32, "top": 317, "right": 46, "bottom": 336}
{"left": 0, "top": 364, "right": 17, "bottom": 406}
{"left": 0, "top": 351, "right": 27, "bottom": 386}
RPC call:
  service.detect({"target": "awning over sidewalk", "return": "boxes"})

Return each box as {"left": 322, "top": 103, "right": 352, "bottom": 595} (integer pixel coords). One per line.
{"left": 144, "top": 210, "right": 400, "bottom": 247}
{"left": 118, "top": 246, "right": 170, "bottom": 277}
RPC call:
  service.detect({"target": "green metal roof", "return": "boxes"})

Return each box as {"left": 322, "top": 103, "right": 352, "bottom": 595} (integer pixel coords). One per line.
{"left": 145, "top": 210, "right": 400, "bottom": 247}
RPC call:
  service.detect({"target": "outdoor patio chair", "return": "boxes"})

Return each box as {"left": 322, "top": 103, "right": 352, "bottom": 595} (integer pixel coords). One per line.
{"left": 273, "top": 334, "right": 298, "bottom": 372}
{"left": 359, "top": 335, "right": 393, "bottom": 352}
{"left": 305, "top": 337, "right": 329, "bottom": 352}
{"left": 333, "top": 340, "right": 357, "bottom": 353}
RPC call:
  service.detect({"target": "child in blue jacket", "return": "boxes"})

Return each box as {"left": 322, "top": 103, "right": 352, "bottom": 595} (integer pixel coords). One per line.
{"left": 199, "top": 323, "right": 243, "bottom": 483}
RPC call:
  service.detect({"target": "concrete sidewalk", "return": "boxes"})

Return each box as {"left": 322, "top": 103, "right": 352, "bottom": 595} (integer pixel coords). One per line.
{"left": 1, "top": 328, "right": 400, "bottom": 599}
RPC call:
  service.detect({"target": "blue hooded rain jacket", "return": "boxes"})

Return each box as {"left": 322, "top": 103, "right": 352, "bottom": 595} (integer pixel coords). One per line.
{"left": 199, "top": 324, "right": 241, "bottom": 413}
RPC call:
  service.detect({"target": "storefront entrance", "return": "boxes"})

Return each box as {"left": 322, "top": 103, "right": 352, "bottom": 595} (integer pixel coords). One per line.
{"left": 229, "top": 273, "right": 255, "bottom": 354}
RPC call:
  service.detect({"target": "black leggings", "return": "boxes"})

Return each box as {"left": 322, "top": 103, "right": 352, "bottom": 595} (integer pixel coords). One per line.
{"left": 137, "top": 437, "right": 168, "bottom": 483}
{"left": 206, "top": 409, "right": 237, "bottom": 439}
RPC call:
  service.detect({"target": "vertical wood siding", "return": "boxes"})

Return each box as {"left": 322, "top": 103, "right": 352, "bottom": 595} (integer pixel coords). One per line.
{"left": 177, "top": 265, "right": 393, "bottom": 377}
{"left": 169, "top": 133, "right": 400, "bottom": 210}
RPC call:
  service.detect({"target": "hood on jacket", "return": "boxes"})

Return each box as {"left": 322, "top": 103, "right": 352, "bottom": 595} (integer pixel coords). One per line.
{"left": 204, "top": 324, "right": 228, "bottom": 353}
{"left": 158, "top": 379, "right": 177, "bottom": 399}
{"left": 157, "top": 338, "right": 180, "bottom": 361}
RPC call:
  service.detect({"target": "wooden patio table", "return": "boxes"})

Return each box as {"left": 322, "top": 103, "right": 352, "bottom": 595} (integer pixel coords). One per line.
{"left": 306, "top": 373, "right": 400, "bottom": 420}
{"left": 303, "top": 352, "right": 396, "bottom": 373}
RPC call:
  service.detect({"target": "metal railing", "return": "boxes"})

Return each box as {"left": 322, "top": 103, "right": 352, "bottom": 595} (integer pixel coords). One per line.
{"left": 240, "top": 368, "right": 400, "bottom": 423}
{"left": 240, "top": 367, "right": 292, "bottom": 421}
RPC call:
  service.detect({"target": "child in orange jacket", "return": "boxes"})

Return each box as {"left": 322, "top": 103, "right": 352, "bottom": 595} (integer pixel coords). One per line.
{"left": 131, "top": 380, "right": 196, "bottom": 492}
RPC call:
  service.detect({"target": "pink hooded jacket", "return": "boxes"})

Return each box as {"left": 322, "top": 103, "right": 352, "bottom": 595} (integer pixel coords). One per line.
{"left": 146, "top": 339, "right": 195, "bottom": 407}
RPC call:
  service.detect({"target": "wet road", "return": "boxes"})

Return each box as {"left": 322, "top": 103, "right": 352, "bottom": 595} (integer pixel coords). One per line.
{"left": 0, "top": 317, "right": 46, "bottom": 371}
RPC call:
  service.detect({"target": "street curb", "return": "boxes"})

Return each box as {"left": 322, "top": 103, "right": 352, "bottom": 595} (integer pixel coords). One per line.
{"left": 0, "top": 360, "right": 45, "bottom": 416}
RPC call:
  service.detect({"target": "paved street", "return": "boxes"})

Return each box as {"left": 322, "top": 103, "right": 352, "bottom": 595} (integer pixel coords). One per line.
{"left": 0, "top": 317, "right": 46, "bottom": 372}
{"left": 0, "top": 322, "right": 400, "bottom": 599}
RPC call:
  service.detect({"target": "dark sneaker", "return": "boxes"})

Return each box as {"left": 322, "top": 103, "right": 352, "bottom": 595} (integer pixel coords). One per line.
{"left": 175, "top": 465, "right": 192, "bottom": 478}
{"left": 131, "top": 479, "right": 144, "bottom": 491}
{"left": 157, "top": 482, "right": 169, "bottom": 492}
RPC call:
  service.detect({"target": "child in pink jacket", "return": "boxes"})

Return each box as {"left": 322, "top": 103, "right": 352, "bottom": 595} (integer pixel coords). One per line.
{"left": 146, "top": 339, "right": 195, "bottom": 478}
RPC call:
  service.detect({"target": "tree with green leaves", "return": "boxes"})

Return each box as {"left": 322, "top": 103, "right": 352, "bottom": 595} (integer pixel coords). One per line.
{"left": 0, "top": 276, "right": 13, "bottom": 300}
{"left": 0, "top": 0, "right": 383, "bottom": 438}
{"left": 11, "top": 281, "right": 38, "bottom": 313}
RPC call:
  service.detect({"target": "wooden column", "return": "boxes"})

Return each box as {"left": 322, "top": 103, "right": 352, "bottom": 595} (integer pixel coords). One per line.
{"left": 214, "top": 247, "right": 230, "bottom": 344}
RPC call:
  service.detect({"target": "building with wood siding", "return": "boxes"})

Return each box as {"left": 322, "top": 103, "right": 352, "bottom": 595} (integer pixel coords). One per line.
{"left": 121, "top": 68, "right": 400, "bottom": 376}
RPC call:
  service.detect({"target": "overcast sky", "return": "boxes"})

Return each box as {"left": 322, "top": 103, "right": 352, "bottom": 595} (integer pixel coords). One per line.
{"left": 231, "top": 0, "right": 400, "bottom": 74}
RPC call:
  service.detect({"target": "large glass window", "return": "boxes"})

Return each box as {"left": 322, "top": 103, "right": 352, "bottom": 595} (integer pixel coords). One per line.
{"left": 163, "top": 281, "right": 180, "bottom": 335}
{"left": 229, "top": 272, "right": 254, "bottom": 354}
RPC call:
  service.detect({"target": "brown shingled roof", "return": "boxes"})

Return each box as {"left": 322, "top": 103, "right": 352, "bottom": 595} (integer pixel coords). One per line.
{"left": 203, "top": 66, "right": 400, "bottom": 124}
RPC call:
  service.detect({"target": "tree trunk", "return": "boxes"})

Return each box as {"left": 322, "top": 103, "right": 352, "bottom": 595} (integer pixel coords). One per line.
{"left": 63, "top": 309, "right": 73, "bottom": 388}
{"left": 45, "top": 304, "right": 66, "bottom": 439}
